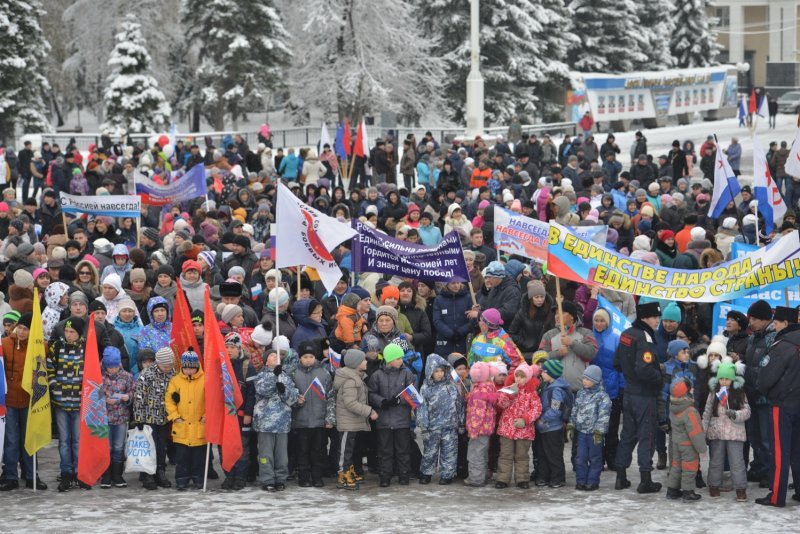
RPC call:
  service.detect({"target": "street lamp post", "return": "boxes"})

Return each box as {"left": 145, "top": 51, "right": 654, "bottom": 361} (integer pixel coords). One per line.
{"left": 465, "top": 0, "right": 484, "bottom": 138}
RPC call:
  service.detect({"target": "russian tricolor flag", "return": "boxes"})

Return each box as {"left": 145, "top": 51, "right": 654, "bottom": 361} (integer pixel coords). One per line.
{"left": 308, "top": 377, "right": 326, "bottom": 401}
{"left": 398, "top": 384, "right": 423, "bottom": 409}
{"left": 329, "top": 348, "right": 342, "bottom": 369}
{"left": 717, "top": 386, "right": 728, "bottom": 407}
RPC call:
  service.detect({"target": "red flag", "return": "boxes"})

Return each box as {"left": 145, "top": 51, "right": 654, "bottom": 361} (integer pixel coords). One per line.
{"left": 343, "top": 118, "right": 352, "bottom": 157}
{"left": 171, "top": 280, "right": 200, "bottom": 368}
{"left": 77, "top": 313, "right": 110, "bottom": 486}
{"left": 354, "top": 120, "right": 366, "bottom": 158}
{"left": 203, "top": 288, "right": 243, "bottom": 471}
{"left": 749, "top": 88, "right": 757, "bottom": 115}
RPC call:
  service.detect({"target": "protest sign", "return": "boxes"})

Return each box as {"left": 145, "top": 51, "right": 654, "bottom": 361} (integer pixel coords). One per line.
{"left": 135, "top": 165, "right": 207, "bottom": 206}
{"left": 351, "top": 220, "right": 469, "bottom": 282}
{"left": 547, "top": 221, "right": 800, "bottom": 303}
{"left": 494, "top": 208, "right": 549, "bottom": 262}
{"left": 59, "top": 192, "right": 141, "bottom": 218}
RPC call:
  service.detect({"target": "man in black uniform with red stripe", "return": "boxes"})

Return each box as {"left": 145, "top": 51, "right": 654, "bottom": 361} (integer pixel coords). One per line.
{"left": 756, "top": 305, "right": 800, "bottom": 507}
{"left": 614, "top": 301, "right": 664, "bottom": 493}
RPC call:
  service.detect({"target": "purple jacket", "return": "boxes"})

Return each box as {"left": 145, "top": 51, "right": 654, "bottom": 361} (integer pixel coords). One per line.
{"left": 103, "top": 369, "right": 136, "bottom": 425}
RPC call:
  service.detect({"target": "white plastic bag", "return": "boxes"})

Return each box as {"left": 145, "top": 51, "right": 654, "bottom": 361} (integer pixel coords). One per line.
{"left": 125, "top": 425, "right": 157, "bottom": 475}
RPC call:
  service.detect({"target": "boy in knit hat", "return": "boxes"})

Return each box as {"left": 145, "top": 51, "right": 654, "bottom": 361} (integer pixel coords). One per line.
{"left": 568, "top": 365, "right": 611, "bottom": 491}
{"left": 334, "top": 349, "right": 378, "bottom": 489}
{"left": 535, "top": 359, "right": 571, "bottom": 488}
{"left": 133, "top": 346, "right": 175, "bottom": 490}
{"left": 100, "top": 346, "right": 135, "bottom": 489}
{"left": 368, "top": 343, "right": 416, "bottom": 487}
{"left": 165, "top": 350, "right": 206, "bottom": 490}
{"left": 221, "top": 332, "right": 256, "bottom": 491}
{"left": 666, "top": 378, "right": 707, "bottom": 501}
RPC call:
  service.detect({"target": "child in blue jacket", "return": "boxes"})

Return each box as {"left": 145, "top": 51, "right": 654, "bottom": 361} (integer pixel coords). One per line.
{"left": 568, "top": 365, "right": 611, "bottom": 491}
{"left": 535, "top": 359, "right": 571, "bottom": 488}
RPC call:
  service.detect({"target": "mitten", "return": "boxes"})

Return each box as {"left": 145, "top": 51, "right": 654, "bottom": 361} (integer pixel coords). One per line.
{"left": 171, "top": 392, "right": 180, "bottom": 404}
{"left": 725, "top": 409, "right": 737, "bottom": 421}
{"left": 276, "top": 382, "right": 286, "bottom": 394}
{"left": 273, "top": 365, "right": 283, "bottom": 376}
{"left": 592, "top": 430, "right": 604, "bottom": 446}
{"left": 513, "top": 418, "right": 525, "bottom": 429}
{"left": 566, "top": 424, "right": 575, "bottom": 442}
{"left": 381, "top": 398, "right": 393, "bottom": 409}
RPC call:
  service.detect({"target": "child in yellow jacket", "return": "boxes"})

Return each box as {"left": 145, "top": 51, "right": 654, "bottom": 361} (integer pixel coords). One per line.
{"left": 165, "top": 350, "right": 206, "bottom": 490}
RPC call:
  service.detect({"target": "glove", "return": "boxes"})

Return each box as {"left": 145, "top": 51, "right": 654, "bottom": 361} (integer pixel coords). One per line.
{"left": 381, "top": 398, "right": 393, "bottom": 409}
{"left": 395, "top": 396, "right": 404, "bottom": 406}
{"left": 273, "top": 365, "right": 283, "bottom": 376}
{"left": 725, "top": 409, "right": 737, "bottom": 421}
{"left": 513, "top": 418, "right": 526, "bottom": 429}
{"left": 171, "top": 392, "right": 180, "bottom": 404}
{"left": 276, "top": 382, "right": 286, "bottom": 394}
{"left": 658, "top": 421, "right": 671, "bottom": 433}
{"left": 566, "top": 424, "right": 575, "bottom": 442}
{"left": 135, "top": 422, "right": 144, "bottom": 431}
{"left": 592, "top": 431, "right": 604, "bottom": 446}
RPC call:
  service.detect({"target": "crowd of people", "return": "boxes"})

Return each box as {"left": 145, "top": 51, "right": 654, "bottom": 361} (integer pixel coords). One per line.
{"left": 0, "top": 125, "right": 798, "bottom": 508}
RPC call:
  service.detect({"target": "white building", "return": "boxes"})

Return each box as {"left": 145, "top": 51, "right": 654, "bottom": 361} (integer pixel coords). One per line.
{"left": 714, "top": 0, "right": 800, "bottom": 93}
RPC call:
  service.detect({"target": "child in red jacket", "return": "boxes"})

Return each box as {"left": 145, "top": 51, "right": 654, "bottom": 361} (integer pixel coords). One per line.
{"left": 495, "top": 362, "right": 542, "bottom": 489}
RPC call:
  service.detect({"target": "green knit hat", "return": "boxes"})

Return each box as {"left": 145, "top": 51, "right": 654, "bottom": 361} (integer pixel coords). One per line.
{"left": 2, "top": 310, "right": 21, "bottom": 324}
{"left": 716, "top": 362, "right": 736, "bottom": 381}
{"left": 383, "top": 343, "right": 404, "bottom": 364}
{"left": 542, "top": 359, "right": 563, "bottom": 379}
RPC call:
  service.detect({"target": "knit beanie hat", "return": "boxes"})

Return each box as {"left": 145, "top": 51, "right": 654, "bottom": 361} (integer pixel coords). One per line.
{"left": 375, "top": 305, "right": 398, "bottom": 323}
{"left": 716, "top": 362, "right": 736, "bottom": 381}
{"left": 632, "top": 235, "right": 651, "bottom": 252}
{"left": 227, "top": 265, "right": 246, "bottom": 279}
{"left": 181, "top": 350, "right": 200, "bottom": 369}
{"left": 706, "top": 340, "right": 728, "bottom": 359}
{"left": 531, "top": 350, "right": 549, "bottom": 365}
{"left": 118, "top": 298, "right": 137, "bottom": 313}
{"left": 527, "top": 280, "right": 546, "bottom": 299}
{"left": 542, "top": 359, "right": 563, "bottom": 379}
{"left": 667, "top": 339, "right": 689, "bottom": 358}
{"left": 138, "top": 348, "right": 156, "bottom": 363}
{"left": 102, "top": 346, "right": 122, "bottom": 368}
{"left": 662, "top": 302, "right": 682, "bottom": 323}
{"left": 343, "top": 348, "right": 366, "bottom": 369}
{"left": 130, "top": 268, "right": 147, "bottom": 283}
{"left": 480, "top": 308, "right": 503, "bottom": 329}
{"left": 251, "top": 324, "right": 273, "bottom": 347}
{"left": 221, "top": 304, "right": 243, "bottom": 324}
{"left": 383, "top": 343, "right": 404, "bottom": 364}
{"left": 13, "top": 269, "right": 33, "bottom": 289}
{"left": 690, "top": 227, "right": 706, "bottom": 241}
{"left": 349, "top": 286, "right": 371, "bottom": 300}
{"left": 297, "top": 340, "right": 321, "bottom": 360}
{"left": 380, "top": 285, "right": 400, "bottom": 302}
{"left": 671, "top": 379, "right": 691, "bottom": 398}
{"left": 3, "top": 310, "right": 21, "bottom": 324}
{"left": 272, "top": 335, "right": 290, "bottom": 353}
{"left": 64, "top": 316, "right": 85, "bottom": 335}
{"left": 593, "top": 308, "right": 610, "bottom": 325}
{"left": 155, "top": 347, "right": 174, "bottom": 366}
{"left": 224, "top": 331, "right": 242, "bottom": 347}
{"left": 342, "top": 292, "right": 360, "bottom": 309}
{"left": 16, "top": 312, "right": 32, "bottom": 329}
{"left": 582, "top": 364, "right": 602, "bottom": 385}
{"left": 268, "top": 287, "right": 289, "bottom": 308}
{"left": 747, "top": 299, "right": 773, "bottom": 321}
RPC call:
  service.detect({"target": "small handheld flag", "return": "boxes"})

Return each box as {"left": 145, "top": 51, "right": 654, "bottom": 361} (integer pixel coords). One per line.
{"left": 450, "top": 369, "right": 461, "bottom": 383}
{"left": 397, "top": 384, "right": 423, "bottom": 409}
{"left": 305, "top": 377, "right": 326, "bottom": 401}
{"left": 329, "top": 348, "right": 342, "bottom": 369}
{"left": 499, "top": 386, "right": 518, "bottom": 395}
{"left": 717, "top": 386, "right": 728, "bottom": 407}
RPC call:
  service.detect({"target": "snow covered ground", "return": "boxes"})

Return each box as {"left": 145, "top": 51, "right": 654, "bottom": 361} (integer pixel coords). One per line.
{"left": 4, "top": 440, "right": 795, "bottom": 533}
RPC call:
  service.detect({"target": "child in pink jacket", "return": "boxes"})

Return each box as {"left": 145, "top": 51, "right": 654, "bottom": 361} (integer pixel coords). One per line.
{"left": 464, "top": 362, "right": 499, "bottom": 487}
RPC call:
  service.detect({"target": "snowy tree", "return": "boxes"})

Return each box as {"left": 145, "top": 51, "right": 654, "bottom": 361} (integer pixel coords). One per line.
{"left": 568, "top": 0, "right": 648, "bottom": 73}
{"left": 284, "top": 0, "right": 447, "bottom": 125}
{"left": 102, "top": 15, "right": 171, "bottom": 134}
{"left": 418, "top": 0, "right": 577, "bottom": 124}
{"left": 670, "top": 0, "right": 721, "bottom": 68}
{"left": 0, "top": 0, "right": 51, "bottom": 142}
{"left": 635, "top": 1, "right": 676, "bottom": 70}
{"left": 178, "top": 0, "right": 290, "bottom": 130}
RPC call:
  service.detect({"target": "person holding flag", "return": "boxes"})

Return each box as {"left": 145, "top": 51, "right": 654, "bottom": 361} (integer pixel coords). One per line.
{"left": 290, "top": 340, "right": 335, "bottom": 488}
{"left": 708, "top": 135, "right": 742, "bottom": 222}
{"left": 165, "top": 349, "right": 206, "bottom": 491}
{"left": 217, "top": 331, "right": 253, "bottom": 492}
{"left": 0, "top": 312, "right": 47, "bottom": 490}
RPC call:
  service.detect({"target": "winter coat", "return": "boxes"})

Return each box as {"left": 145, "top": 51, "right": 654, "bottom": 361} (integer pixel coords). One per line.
{"left": 290, "top": 299, "right": 327, "bottom": 349}
{"left": 165, "top": 369, "right": 206, "bottom": 446}
{"left": 466, "top": 380, "right": 498, "bottom": 438}
{"left": 114, "top": 315, "right": 143, "bottom": 378}
{"left": 46, "top": 335, "right": 86, "bottom": 411}
{"left": 743, "top": 326, "right": 775, "bottom": 406}
{"left": 702, "top": 377, "right": 750, "bottom": 442}
{"left": 368, "top": 365, "right": 415, "bottom": 429}
{"left": 399, "top": 298, "right": 433, "bottom": 355}
{"left": 102, "top": 368, "right": 135, "bottom": 425}
{"left": 592, "top": 326, "right": 624, "bottom": 400}
{"left": 536, "top": 376, "right": 572, "bottom": 433}
{"left": 418, "top": 223, "right": 443, "bottom": 246}
{"left": 468, "top": 328, "right": 523, "bottom": 372}
{"left": 334, "top": 366, "right": 372, "bottom": 432}
{"left": 278, "top": 153, "right": 300, "bottom": 179}
{"left": 477, "top": 276, "right": 521, "bottom": 328}
{"left": 333, "top": 304, "right": 366, "bottom": 349}
{"left": 42, "top": 282, "right": 70, "bottom": 340}
{"left": 496, "top": 375, "right": 542, "bottom": 441}
{"left": 669, "top": 395, "right": 707, "bottom": 455}
{"left": 660, "top": 358, "right": 698, "bottom": 422}
{"left": 416, "top": 354, "right": 464, "bottom": 431}
{"left": 570, "top": 383, "right": 611, "bottom": 434}
{"left": 539, "top": 325, "right": 598, "bottom": 392}
{"left": 253, "top": 366, "right": 299, "bottom": 433}
{"left": 757, "top": 323, "right": 800, "bottom": 410}
{"left": 133, "top": 364, "right": 174, "bottom": 425}
{"left": 135, "top": 296, "right": 172, "bottom": 353}
{"left": 179, "top": 274, "right": 207, "bottom": 313}
{"left": 291, "top": 362, "right": 335, "bottom": 429}
{"left": 509, "top": 294, "right": 555, "bottom": 354}
{"left": 2, "top": 333, "right": 31, "bottom": 408}
{"left": 302, "top": 157, "right": 326, "bottom": 187}
{"left": 432, "top": 284, "right": 473, "bottom": 355}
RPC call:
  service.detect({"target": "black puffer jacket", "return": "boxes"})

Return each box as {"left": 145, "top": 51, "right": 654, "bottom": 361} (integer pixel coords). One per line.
{"left": 478, "top": 276, "right": 521, "bottom": 328}
{"left": 758, "top": 324, "right": 800, "bottom": 409}
{"left": 367, "top": 365, "right": 415, "bottom": 429}
{"left": 508, "top": 294, "right": 556, "bottom": 354}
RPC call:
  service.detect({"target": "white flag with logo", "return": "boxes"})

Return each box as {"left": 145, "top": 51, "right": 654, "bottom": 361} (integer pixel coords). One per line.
{"left": 785, "top": 124, "right": 800, "bottom": 178}
{"left": 275, "top": 182, "right": 357, "bottom": 293}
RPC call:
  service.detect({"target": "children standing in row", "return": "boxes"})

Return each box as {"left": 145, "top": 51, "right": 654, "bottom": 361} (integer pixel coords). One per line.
{"left": 536, "top": 359, "right": 571, "bottom": 488}
{"left": 569, "top": 365, "right": 611, "bottom": 491}
{"left": 165, "top": 350, "right": 206, "bottom": 491}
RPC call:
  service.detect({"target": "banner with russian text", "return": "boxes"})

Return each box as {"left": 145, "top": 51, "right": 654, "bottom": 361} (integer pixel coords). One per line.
{"left": 494, "top": 207, "right": 550, "bottom": 262}
{"left": 547, "top": 221, "right": 800, "bottom": 303}
{"left": 59, "top": 192, "right": 141, "bottom": 218}
{"left": 351, "top": 220, "right": 469, "bottom": 282}
{"left": 135, "top": 165, "right": 208, "bottom": 206}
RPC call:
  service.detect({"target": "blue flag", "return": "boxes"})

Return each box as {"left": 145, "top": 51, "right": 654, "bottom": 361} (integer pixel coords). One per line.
{"left": 334, "top": 122, "right": 347, "bottom": 160}
{"left": 597, "top": 295, "right": 632, "bottom": 336}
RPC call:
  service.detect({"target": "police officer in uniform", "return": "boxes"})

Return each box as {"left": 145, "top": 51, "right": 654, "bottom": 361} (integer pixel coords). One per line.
{"left": 755, "top": 305, "right": 800, "bottom": 507}
{"left": 613, "top": 301, "right": 663, "bottom": 493}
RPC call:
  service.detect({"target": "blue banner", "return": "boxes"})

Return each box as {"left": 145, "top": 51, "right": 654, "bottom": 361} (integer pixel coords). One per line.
{"left": 135, "top": 165, "right": 207, "bottom": 206}
{"left": 597, "top": 295, "right": 632, "bottom": 336}
{"left": 59, "top": 192, "right": 141, "bottom": 218}
{"left": 711, "top": 302, "right": 750, "bottom": 338}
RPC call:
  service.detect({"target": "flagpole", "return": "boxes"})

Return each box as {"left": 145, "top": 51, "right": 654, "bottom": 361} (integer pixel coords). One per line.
{"left": 296, "top": 267, "right": 302, "bottom": 301}
{"left": 33, "top": 453, "right": 36, "bottom": 493}
{"left": 554, "top": 275, "right": 566, "bottom": 336}
{"left": 754, "top": 199, "right": 760, "bottom": 246}
{"left": 202, "top": 442, "right": 210, "bottom": 492}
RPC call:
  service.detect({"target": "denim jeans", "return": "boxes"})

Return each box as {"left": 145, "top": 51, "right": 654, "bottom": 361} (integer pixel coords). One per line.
{"left": 2, "top": 406, "right": 34, "bottom": 480}
{"left": 109, "top": 423, "right": 128, "bottom": 464}
{"left": 55, "top": 407, "right": 80, "bottom": 474}
{"left": 575, "top": 431, "right": 603, "bottom": 486}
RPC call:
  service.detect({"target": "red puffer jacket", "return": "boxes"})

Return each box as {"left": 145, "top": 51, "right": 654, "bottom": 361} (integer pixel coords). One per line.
{"left": 496, "top": 363, "right": 542, "bottom": 441}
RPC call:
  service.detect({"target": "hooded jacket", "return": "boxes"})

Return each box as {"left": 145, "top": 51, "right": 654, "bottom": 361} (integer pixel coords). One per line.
{"left": 592, "top": 325, "right": 624, "bottom": 400}
{"left": 496, "top": 364, "right": 543, "bottom": 440}
{"left": 135, "top": 296, "right": 172, "bottom": 353}
{"left": 96, "top": 272, "right": 127, "bottom": 323}
{"left": 334, "top": 303, "right": 366, "bottom": 348}
{"left": 290, "top": 361, "right": 335, "bottom": 429}
{"left": 416, "top": 354, "right": 464, "bottom": 431}
{"left": 702, "top": 376, "right": 750, "bottom": 442}
{"left": 253, "top": 365, "right": 299, "bottom": 433}
{"left": 100, "top": 244, "right": 132, "bottom": 281}
{"left": 114, "top": 313, "right": 143, "bottom": 378}
{"left": 165, "top": 368, "right": 206, "bottom": 446}
{"left": 334, "top": 366, "right": 373, "bottom": 432}
{"left": 570, "top": 382, "right": 612, "bottom": 434}
{"left": 669, "top": 394, "right": 707, "bottom": 455}
{"left": 2, "top": 332, "right": 31, "bottom": 408}
{"left": 42, "top": 281, "right": 70, "bottom": 340}
{"left": 432, "top": 283, "right": 473, "bottom": 355}
{"left": 368, "top": 363, "right": 415, "bottom": 429}
{"left": 536, "top": 376, "right": 571, "bottom": 433}
{"left": 290, "top": 298, "right": 327, "bottom": 350}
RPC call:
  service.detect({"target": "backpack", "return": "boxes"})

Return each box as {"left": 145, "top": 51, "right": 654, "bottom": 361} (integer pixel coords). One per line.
{"left": 560, "top": 388, "right": 575, "bottom": 423}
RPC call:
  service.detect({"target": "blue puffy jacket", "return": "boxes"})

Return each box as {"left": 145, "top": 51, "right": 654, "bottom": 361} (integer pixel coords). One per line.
{"left": 416, "top": 354, "right": 463, "bottom": 431}
{"left": 592, "top": 326, "right": 624, "bottom": 400}
{"left": 536, "top": 376, "right": 572, "bottom": 433}
{"left": 290, "top": 298, "right": 327, "bottom": 349}
{"left": 432, "top": 285, "right": 473, "bottom": 355}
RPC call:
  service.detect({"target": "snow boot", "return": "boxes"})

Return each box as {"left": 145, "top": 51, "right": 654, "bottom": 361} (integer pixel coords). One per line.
{"left": 614, "top": 468, "right": 631, "bottom": 490}
{"left": 337, "top": 470, "right": 357, "bottom": 490}
{"left": 636, "top": 471, "right": 662, "bottom": 494}
{"left": 0, "top": 479, "right": 19, "bottom": 491}
{"left": 25, "top": 476, "right": 47, "bottom": 490}
{"left": 142, "top": 474, "right": 158, "bottom": 490}
{"left": 656, "top": 452, "right": 667, "bottom": 470}
{"left": 695, "top": 470, "right": 706, "bottom": 489}
{"left": 57, "top": 473, "right": 72, "bottom": 492}
{"left": 709, "top": 486, "right": 721, "bottom": 498}
{"left": 112, "top": 462, "right": 127, "bottom": 488}
{"left": 665, "top": 487, "right": 682, "bottom": 500}
{"left": 233, "top": 477, "right": 247, "bottom": 491}
{"left": 736, "top": 489, "right": 747, "bottom": 502}
{"left": 100, "top": 468, "right": 112, "bottom": 489}
{"left": 347, "top": 465, "right": 364, "bottom": 483}
{"left": 221, "top": 476, "right": 235, "bottom": 490}
{"left": 682, "top": 490, "right": 701, "bottom": 501}
{"left": 155, "top": 468, "right": 172, "bottom": 488}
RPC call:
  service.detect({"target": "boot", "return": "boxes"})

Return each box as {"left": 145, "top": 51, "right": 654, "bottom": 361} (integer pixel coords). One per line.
{"left": 100, "top": 468, "right": 112, "bottom": 489}
{"left": 347, "top": 465, "right": 364, "bottom": 483}
{"left": 665, "top": 487, "right": 682, "bottom": 500}
{"left": 656, "top": 452, "right": 667, "bottom": 470}
{"left": 709, "top": 486, "right": 721, "bottom": 498}
{"left": 112, "top": 462, "right": 127, "bottom": 488}
{"left": 337, "top": 470, "right": 357, "bottom": 490}
{"left": 297, "top": 471, "right": 312, "bottom": 488}
{"left": 614, "top": 468, "right": 631, "bottom": 490}
{"left": 206, "top": 466, "right": 219, "bottom": 480}
{"left": 636, "top": 471, "right": 662, "bottom": 494}
{"left": 155, "top": 468, "right": 172, "bottom": 488}
{"left": 682, "top": 490, "right": 701, "bottom": 501}
{"left": 25, "top": 476, "right": 48, "bottom": 490}
{"left": 695, "top": 470, "right": 706, "bottom": 489}
{"left": 736, "top": 489, "right": 747, "bottom": 502}
{"left": 0, "top": 479, "right": 19, "bottom": 491}
{"left": 221, "top": 476, "right": 235, "bottom": 490}
{"left": 419, "top": 475, "right": 432, "bottom": 485}
{"left": 142, "top": 474, "right": 158, "bottom": 490}
{"left": 233, "top": 477, "right": 247, "bottom": 491}
{"left": 57, "top": 473, "right": 72, "bottom": 492}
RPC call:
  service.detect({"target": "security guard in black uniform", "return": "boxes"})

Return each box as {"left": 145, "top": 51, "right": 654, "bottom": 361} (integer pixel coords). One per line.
{"left": 614, "top": 301, "right": 664, "bottom": 493}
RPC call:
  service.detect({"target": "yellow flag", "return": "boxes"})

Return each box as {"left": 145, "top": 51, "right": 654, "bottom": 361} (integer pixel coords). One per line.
{"left": 21, "top": 288, "right": 52, "bottom": 455}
